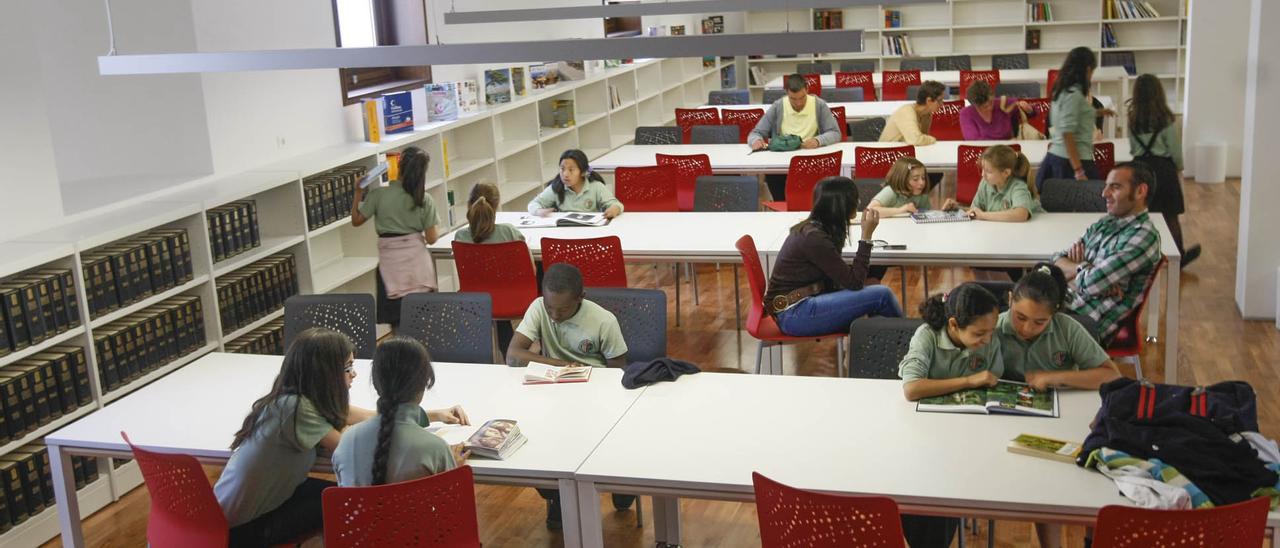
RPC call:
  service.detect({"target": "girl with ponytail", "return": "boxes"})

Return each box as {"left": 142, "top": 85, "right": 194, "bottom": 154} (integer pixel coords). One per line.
{"left": 898, "top": 283, "right": 1004, "bottom": 401}
{"left": 997, "top": 262, "right": 1121, "bottom": 391}
{"left": 456, "top": 183, "right": 525, "bottom": 244}
{"left": 333, "top": 337, "right": 470, "bottom": 487}
{"left": 942, "top": 144, "right": 1043, "bottom": 222}
{"left": 527, "top": 149, "right": 624, "bottom": 219}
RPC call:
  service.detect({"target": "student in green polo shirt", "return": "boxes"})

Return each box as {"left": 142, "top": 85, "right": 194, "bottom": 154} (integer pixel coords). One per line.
{"left": 899, "top": 283, "right": 1004, "bottom": 402}
{"left": 867, "top": 156, "right": 933, "bottom": 216}
{"left": 943, "top": 145, "right": 1044, "bottom": 221}
{"left": 527, "top": 149, "right": 624, "bottom": 218}
{"left": 999, "top": 263, "right": 1121, "bottom": 390}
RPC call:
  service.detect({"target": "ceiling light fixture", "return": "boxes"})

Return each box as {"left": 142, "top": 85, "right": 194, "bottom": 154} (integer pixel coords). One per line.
{"left": 443, "top": 0, "right": 939, "bottom": 25}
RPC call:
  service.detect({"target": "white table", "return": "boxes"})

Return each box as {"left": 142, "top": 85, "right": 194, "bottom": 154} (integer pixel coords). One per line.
{"left": 763, "top": 67, "right": 1130, "bottom": 90}
{"left": 45, "top": 353, "right": 646, "bottom": 548}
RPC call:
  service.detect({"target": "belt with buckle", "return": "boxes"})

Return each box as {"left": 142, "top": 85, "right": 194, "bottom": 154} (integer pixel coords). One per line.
{"left": 767, "top": 282, "right": 825, "bottom": 315}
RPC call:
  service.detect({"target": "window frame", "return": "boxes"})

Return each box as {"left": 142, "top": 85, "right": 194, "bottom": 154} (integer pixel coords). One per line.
{"left": 333, "top": 0, "right": 433, "bottom": 105}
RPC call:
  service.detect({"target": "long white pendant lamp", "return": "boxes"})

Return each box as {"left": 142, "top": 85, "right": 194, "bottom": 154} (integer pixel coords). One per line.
{"left": 444, "top": 0, "right": 939, "bottom": 25}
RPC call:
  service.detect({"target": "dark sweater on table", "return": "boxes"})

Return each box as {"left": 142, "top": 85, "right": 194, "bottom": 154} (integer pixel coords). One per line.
{"left": 764, "top": 222, "right": 873, "bottom": 304}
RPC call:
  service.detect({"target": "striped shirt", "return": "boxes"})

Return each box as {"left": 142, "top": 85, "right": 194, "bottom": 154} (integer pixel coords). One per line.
{"left": 1053, "top": 211, "right": 1162, "bottom": 341}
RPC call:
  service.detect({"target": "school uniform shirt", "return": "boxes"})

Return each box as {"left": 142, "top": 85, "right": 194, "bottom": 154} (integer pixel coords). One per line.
{"left": 879, "top": 103, "right": 937, "bottom": 146}
{"left": 453, "top": 223, "right": 525, "bottom": 244}
{"left": 526, "top": 181, "right": 624, "bottom": 215}
{"left": 1048, "top": 86, "right": 1094, "bottom": 161}
{"left": 898, "top": 324, "right": 1004, "bottom": 383}
{"left": 515, "top": 297, "right": 628, "bottom": 368}
{"left": 970, "top": 177, "right": 1045, "bottom": 217}
{"left": 214, "top": 395, "right": 335, "bottom": 527}
{"left": 1052, "top": 211, "right": 1162, "bottom": 340}
{"left": 779, "top": 95, "right": 819, "bottom": 140}
{"left": 871, "top": 185, "right": 931, "bottom": 211}
{"left": 996, "top": 311, "right": 1109, "bottom": 382}
{"left": 333, "top": 404, "right": 455, "bottom": 487}
{"left": 747, "top": 97, "right": 843, "bottom": 148}
{"left": 1129, "top": 124, "right": 1183, "bottom": 170}
{"left": 358, "top": 182, "right": 441, "bottom": 235}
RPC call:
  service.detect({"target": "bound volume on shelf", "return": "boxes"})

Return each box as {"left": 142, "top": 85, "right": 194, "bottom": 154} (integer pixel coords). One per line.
{"left": 304, "top": 164, "right": 366, "bottom": 231}
{"left": 208, "top": 200, "right": 262, "bottom": 264}
{"left": 551, "top": 99, "right": 575, "bottom": 128}
{"left": 0, "top": 441, "right": 98, "bottom": 531}
{"left": 95, "top": 295, "right": 206, "bottom": 394}
{"left": 79, "top": 229, "right": 193, "bottom": 318}
{"left": 485, "top": 68, "right": 512, "bottom": 105}
{"left": 216, "top": 254, "right": 297, "bottom": 334}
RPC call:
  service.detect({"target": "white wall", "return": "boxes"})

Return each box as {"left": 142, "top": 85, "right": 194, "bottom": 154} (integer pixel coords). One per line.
{"left": 1181, "top": 0, "right": 1248, "bottom": 178}
{"left": 0, "top": 1, "right": 64, "bottom": 236}
{"left": 1236, "top": 0, "right": 1280, "bottom": 320}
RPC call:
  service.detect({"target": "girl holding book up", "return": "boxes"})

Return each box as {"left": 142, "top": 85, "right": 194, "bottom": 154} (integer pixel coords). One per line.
{"left": 527, "top": 149, "right": 624, "bottom": 218}
{"left": 898, "top": 283, "right": 1004, "bottom": 402}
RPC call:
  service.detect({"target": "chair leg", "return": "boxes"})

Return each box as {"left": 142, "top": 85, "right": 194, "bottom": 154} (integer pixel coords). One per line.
{"left": 673, "top": 264, "right": 682, "bottom": 327}
{"left": 732, "top": 265, "right": 741, "bottom": 331}
{"left": 754, "top": 341, "right": 764, "bottom": 374}
{"left": 922, "top": 265, "right": 930, "bottom": 298}
{"left": 987, "top": 520, "right": 995, "bottom": 548}
{"left": 899, "top": 267, "right": 907, "bottom": 307}
{"left": 636, "top": 496, "right": 644, "bottom": 528}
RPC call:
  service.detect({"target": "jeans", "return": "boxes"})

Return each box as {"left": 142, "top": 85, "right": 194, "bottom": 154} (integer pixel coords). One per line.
{"left": 228, "top": 477, "right": 333, "bottom": 547}
{"left": 775, "top": 285, "right": 903, "bottom": 337}
{"left": 1036, "top": 153, "right": 1099, "bottom": 194}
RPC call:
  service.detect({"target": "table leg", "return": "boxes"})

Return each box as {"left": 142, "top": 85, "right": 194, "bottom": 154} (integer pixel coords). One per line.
{"left": 49, "top": 443, "right": 85, "bottom": 548}
{"left": 1164, "top": 256, "right": 1181, "bottom": 384}
{"left": 575, "top": 480, "right": 604, "bottom": 548}
{"left": 652, "top": 496, "right": 683, "bottom": 546}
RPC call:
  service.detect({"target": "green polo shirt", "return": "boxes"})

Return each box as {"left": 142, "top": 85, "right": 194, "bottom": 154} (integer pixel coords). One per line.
{"left": 899, "top": 324, "right": 1004, "bottom": 383}
{"left": 333, "top": 403, "right": 455, "bottom": 487}
{"left": 1048, "top": 86, "right": 1094, "bottom": 160}
{"left": 358, "top": 181, "right": 441, "bottom": 235}
{"left": 997, "top": 311, "right": 1109, "bottom": 382}
{"left": 453, "top": 223, "right": 525, "bottom": 244}
{"left": 526, "top": 181, "right": 624, "bottom": 215}
{"left": 970, "top": 178, "right": 1045, "bottom": 217}
{"left": 872, "top": 185, "right": 931, "bottom": 210}
{"left": 515, "top": 297, "right": 628, "bottom": 367}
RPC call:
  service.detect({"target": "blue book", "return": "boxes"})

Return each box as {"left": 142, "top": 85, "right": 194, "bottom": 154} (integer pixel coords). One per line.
{"left": 381, "top": 90, "right": 414, "bottom": 135}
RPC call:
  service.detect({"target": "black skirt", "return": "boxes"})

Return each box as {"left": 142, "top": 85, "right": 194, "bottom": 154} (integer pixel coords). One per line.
{"left": 1136, "top": 154, "right": 1186, "bottom": 215}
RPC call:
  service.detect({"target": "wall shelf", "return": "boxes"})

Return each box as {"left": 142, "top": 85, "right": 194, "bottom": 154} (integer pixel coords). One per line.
{"left": 89, "top": 276, "right": 210, "bottom": 329}
{"left": 0, "top": 326, "right": 86, "bottom": 368}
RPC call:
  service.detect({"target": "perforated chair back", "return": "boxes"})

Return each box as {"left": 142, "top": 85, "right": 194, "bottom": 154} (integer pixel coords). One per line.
{"left": 735, "top": 235, "right": 769, "bottom": 337}
{"left": 882, "top": 70, "right": 922, "bottom": 101}
{"left": 796, "top": 62, "right": 833, "bottom": 75}
{"left": 829, "top": 106, "right": 849, "bottom": 141}
{"left": 1094, "top": 142, "right": 1116, "bottom": 180}
{"left": 840, "top": 60, "right": 875, "bottom": 72}
{"left": 803, "top": 73, "right": 823, "bottom": 96}
{"left": 959, "top": 70, "right": 1000, "bottom": 101}
{"left": 1040, "top": 179, "right": 1106, "bottom": 212}
{"left": 722, "top": 108, "right": 765, "bottom": 144}
{"left": 899, "top": 58, "right": 935, "bottom": 71}
{"left": 634, "top": 126, "right": 680, "bottom": 145}
{"left": 753, "top": 471, "right": 906, "bottom": 548}
{"left": 848, "top": 317, "right": 923, "bottom": 380}
{"left": 656, "top": 153, "right": 713, "bottom": 212}
{"left": 835, "top": 71, "right": 876, "bottom": 101}
{"left": 853, "top": 179, "right": 884, "bottom": 210}
{"left": 762, "top": 89, "right": 787, "bottom": 104}
{"left": 675, "top": 108, "right": 721, "bottom": 144}
{"left": 451, "top": 240, "right": 539, "bottom": 319}
{"left": 284, "top": 294, "right": 377, "bottom": 359}
{"left": 615, "top": 164, "right": 679, "bottom": 211}
{"left": 690, "top": 124, "right": 740, "bottom": 144}
{"left": 122, "top": 432, "right": 229, "bottom": 548}
{"left": 694, "top": 176, "right": 759, "bottom": 212}
{"left": 849, "top": 117, "right": 887, "bottom": 142}
{"left": 854, "top": 145, "right": 915, "bottom": 178}
{"left": 782, "top": 151, "right": 843, "bottom": 211}
{"left": 708, "top": 89, "right": 750, "bottom": 105}
{"left": 322, "top": 465, "right": 481, "bottom": 548}
{"left": 1023, "top": 98, "right": 1052, "bottom": 135}
{"left": 586, "top": 287, "right": 667, "bottom": 364}
{"left": 929, "top": 99, "right": 965, "bottom": 141}
{"left": 992, "top": 53, "right": 1029, "bottom": 70}
{"left": 957, "top": 143, "right": 1021, "bottom": 204}
{"left": 1092, "top": 497, "right": 1269, "bottom": 548}
{"left": 822, "top": 87, "right": 864, "bottom": 103}
{"left": 935, "top": 55, "right": 972, "bottom": 70}
{"left": 399, "top": 293, "right": 495, "bottom": 364}
{"left": 995, "top": 82, "right": 1041, "bottom": 98}
{"left": 542, "top": 236, "right": 628, "bottom": 288}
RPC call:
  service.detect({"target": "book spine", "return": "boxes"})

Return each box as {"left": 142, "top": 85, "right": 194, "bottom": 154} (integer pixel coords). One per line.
{"left": 362, "top": 99, "right": 381, "bottom": 143}
{"left": 2, "top": 463, "right": 27, "bottom": 522}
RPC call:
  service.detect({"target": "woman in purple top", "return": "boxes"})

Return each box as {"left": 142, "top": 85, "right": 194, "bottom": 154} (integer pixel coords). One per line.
{"left": 959, "top": 81, "right": 1033, "bottom": 140}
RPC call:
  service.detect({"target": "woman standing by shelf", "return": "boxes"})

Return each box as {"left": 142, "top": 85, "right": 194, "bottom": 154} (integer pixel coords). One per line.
{"left": 351, "top": 146, "right": 442, "bottom": 331}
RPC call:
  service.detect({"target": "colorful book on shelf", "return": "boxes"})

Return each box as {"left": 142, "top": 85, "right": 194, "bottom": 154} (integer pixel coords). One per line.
{"left": 458, "top": 80, "right": 480, "bottom": 114}
{"left": 551, "top": 99, "right": 575, "bottom": 128}
{"left": 514, "top": 212, "right": 608, "bottom": 228}
{"left": 381, "top": 90, "right": 414, "bottom": 135}
{"left": 360, "top": 99, "right": 381, "bottom": 143}
{"left": 511, "top": 66, "right": 527, "bottom": 97}
{"left": 484, "top": 68, "right": 512, "bottom": 105}
{"left": 425, "top": 82, "right": 459, "bottom": 122}
{"left": 916, "top": 381, "right": 1060, "bottom": 418}
{"left": 1007, "top": 433, "right": 1082, "bottom": 463}
{"left": 911, "top": 209, "right": 970, "bottom": 224}
{"left": 523, "top": 361, "right": 593, "bottom": 384}
{"left": 463, "top": 419, "right": 528, "bottom": 459}
{"left": 530, "top": 63, "right": 559, "bottom": 89}
{"left": 1026, "top": 29, "right": 1041, "bottom": 50}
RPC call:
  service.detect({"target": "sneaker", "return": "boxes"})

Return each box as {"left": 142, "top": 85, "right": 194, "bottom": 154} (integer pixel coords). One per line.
{"left": 546, "top": 497, "right": 562, "bottom": 530}
{"left": 612, "top": 493, "right": 637, "bottom": 511}
{"left": 1180, "top": 244, "right": 1202, "bottom": 269}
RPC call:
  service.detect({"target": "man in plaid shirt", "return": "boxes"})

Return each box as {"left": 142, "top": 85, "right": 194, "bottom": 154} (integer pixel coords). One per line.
{"left": 1052, "top": 161, "right": 1163, "bottom": 342}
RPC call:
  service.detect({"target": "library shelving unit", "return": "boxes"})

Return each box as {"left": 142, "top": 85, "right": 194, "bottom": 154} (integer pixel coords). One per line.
{"left": 0, "top": 56, "right": 719, "bottom": 547}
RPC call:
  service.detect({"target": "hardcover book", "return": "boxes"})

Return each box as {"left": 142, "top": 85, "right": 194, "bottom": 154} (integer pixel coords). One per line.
{"left": 916, "top": 381, "right": 1060, "bottom": 418}
{"left": 484, "top": 68, "right": 512, "bottom": 105}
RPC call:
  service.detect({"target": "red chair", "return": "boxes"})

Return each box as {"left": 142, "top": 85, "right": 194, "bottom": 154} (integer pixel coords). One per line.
{"left": 1094, "top": 142, "right": 1116, "bottom": 180}
{"left": 542, "top": 236, "right": 628, "bottom": 288}
{"left": 1105, "top": 257, "right": 1166, "bottom": 380}
{"left": 753, "top": 472, "right": 905, "bottom": 548}
{"left": 722, "top": 108, "right": 765, "bottom": 144}
{"left": 835, "top": 71, "right": 876, "bottom": 101}
{"left": 764, "top": 151, "right": 843, "bottom": 212}
{"left": 121, "top": 431, "right": 230, "bottom": 548}
{"left": 803, "top": 73, "right": 822, "bottom": 96}
{"left": 323, "top": 466, "right": 481, "bottom": 548}
{"left": 1023, "top": 97, "right": 1052, "bottom": 136}
{"left": 956, "top": 143, "right": 1022, "bottom": 205}
{"left": 735, "top": 235, "right": 847, "bottom": 374}
{"left": 452, "top": 240, "right": 539, "bottom": 320}
{"left": 675, "top": 108, "right": 720, "bottom": 144}
{"left": 854, "top": 145, "right": 916, "bottom": 179}
{"left": 929, "top": 99, "right": 965, "bottom": 141}
{"left": 1091, "top": 497, "right": 1269, "bottom": 548}
{"left": 881, "top": 70, "right": 921, "bottom": 101}
{"left": 829, "top": 106, "right": 849, "bottom": 142}
{"left": 615, "top": 165, "right": 678, "bottom": 212}
{"left": 959, "top": 70, "right": 1001, "bottom": 101}
{"left": 1046, "top": 68, "right": 1059, "bottom": 97}
{"left": 656, "top": 153, "right": 712, "bottom": 212}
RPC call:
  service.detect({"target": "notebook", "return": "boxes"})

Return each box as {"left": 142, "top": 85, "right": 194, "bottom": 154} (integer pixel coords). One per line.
{"left": 910, "top": 210, "right": 971, "bottom": 224}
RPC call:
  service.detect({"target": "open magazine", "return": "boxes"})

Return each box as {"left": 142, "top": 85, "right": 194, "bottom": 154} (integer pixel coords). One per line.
{"left": 514, "top": 212, "right": 608, "bottom": 228}
{"left": 523, "top": 361, "right": 592, "bottom": 384}
{"left": 916, "top": 380, "right": 1059, "bottom": 417}
{"left": 911, "top": 209, "right": 971, "bottom": 224}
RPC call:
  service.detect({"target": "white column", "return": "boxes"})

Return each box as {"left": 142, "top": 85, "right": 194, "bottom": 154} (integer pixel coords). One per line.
{"left": 1236, "top": 0, "right": 1280, "bottom": 321}
{"left": 1182, "top": 0, "right": 1249, "bottom": 178}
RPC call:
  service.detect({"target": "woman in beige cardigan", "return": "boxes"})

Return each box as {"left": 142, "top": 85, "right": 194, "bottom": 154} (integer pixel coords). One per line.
{"left": 879, "top": 80, "right": 947, "bottom": 145}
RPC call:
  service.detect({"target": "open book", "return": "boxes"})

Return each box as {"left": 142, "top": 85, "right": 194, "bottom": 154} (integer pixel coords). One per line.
{"left": 523, "top": 361, "right": 593, "bottom": 384}
{"left": 916, "top": 381, "right": 1059, "bottom": 417}
{"left": 1007, "top": 433, "right": 1082, "bottom": 463}
{"left": 515, "top": 212, "right": 608, "bottom": 228}
{"left": 911, "top": 209, "right": 971, "bottom": 224}
{"left": 464, "top": 419, "right": 528, "bottom": 460}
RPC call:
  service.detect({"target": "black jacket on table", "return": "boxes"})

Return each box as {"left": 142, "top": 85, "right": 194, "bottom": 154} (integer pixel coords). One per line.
{"left": 764, "top": 222, "right": 871, "bottom": 304}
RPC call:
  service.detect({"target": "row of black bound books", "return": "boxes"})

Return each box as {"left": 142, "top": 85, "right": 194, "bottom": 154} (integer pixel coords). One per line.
{"left": 94, "top": 296, "right": 207, "bottom": 394}
{"left": 0, "top": 442, "right": 98, "bottom": 532}
{"left": 217, "top": 255, "right": 298, "bottom": 334}
{"left": 0, "top": 346, "right": 93, "bottom": 444}
{"left": 208, "top": 200, "right": 262, "bottom": 264}
{"left": 1, "top": 269, "right": 80, "bottom": 356}
{"left": 226, "top": 319, "right": 284, "bottom": 356}
{"left": 304, "top": 165, "right": 367, "bottom": 232}
{"left": 81, "top": 229, "right": 194, "bottom": 318}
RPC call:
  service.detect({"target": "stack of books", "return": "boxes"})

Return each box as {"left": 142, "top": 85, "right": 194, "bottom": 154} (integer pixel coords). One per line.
{"left": 0, "top": 443, "right": 99, "bottom": 529}
{"left": 0, "top": 346, "right": 93, "bottom": 441}
{"left": 1, "top": 269, "right": 80, "bottom": 355}
{"left": 465, "top": 419, "right": 529, "bottom": 460}
{"left": 225, "top": 318, "right": 285, "bottom": 355}
{"left": 883, "top": 35, "right": 915, "bottom": 56}
{"left": 1107, "top": 0, "right": 1162, "bottom": 19}
{"left": 884, "top": 9, "right": 903, "bottom": 28}
{"left": 215, "top": 255, "right": 297, "bottom": 333}
{"left": 814, "top": 9, "right": 843, "bottom": 30}
{"left": 1028, "top": 2, "right": 1054, "bottom": 21}
{"left": 94, "top": 295, "right": 206, "bottom": 393}
{"left": 80, "top": 229, "right": 194, "bottom": 318}
{"left": 303, "top": 165, "right": 366, "bottom": 232}
{"left": 207, "top": 200, "right": 261, "bottom": 264}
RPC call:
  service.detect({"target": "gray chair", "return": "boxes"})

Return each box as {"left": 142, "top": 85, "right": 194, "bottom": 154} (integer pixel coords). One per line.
{"left": 899, "top": 58, "right": 935, "bottom": 71}
{"left": 399, "top": 292, "right": 495, "bottom": 364}
{"left": 849, "top": 117, "right": 886, "bottom": 142}
{"left": 708, "top": 89, "right": 750, "bottom": 105}
{"left": 822, "top": 87, "right": 864, "bottom": 103}
{"left": 634, "top": 126, "right": 680, "bottom": 145}
{"left": 847, "top": 317, "right": 923, "bottom": 380}
{"left": 853, "top": 178, "right": 883, "bottom": 209}
{"left": 994, "top": 82, "right": 1041, "bottom": 98}
{"left": 1101, "top": 51, "right": 1137, "bottom": 76}
{"left": 935, "top": 55, "right": 972, "bottom": 70}
{"left": 762, "top": 89, "right": 787, "bottom": 104}
{"left": 992, "top": 53, "right": 1029, "bottom": 70}
{"left": 694, "top": 175, "right": 759, "bottom": 212}
{"left": 586, "top": 288, "right": 667, "bottom": 364}
{"left": 690, "top": 124, "right": 740, "bottom": 144}
{"left": 797, "top": 62, "right": 833, "bottom": 75}
{"left": 284, "top": 294, "right": 377, "bottom": 359}
{"left": 1040, "top": 179, "right": 1106, "bottom": 212}
{"left": 840, "top": 60, "right": 876, "bottom": 72}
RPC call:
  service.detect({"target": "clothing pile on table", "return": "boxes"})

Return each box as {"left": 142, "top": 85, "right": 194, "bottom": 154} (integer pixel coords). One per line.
{"left": 1080, "top": 378, "right": 1280, "bottom": 509}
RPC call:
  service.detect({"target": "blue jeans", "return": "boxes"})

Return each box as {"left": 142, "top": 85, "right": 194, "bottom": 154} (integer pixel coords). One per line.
{"left": 775, "top": 285, "right": 903, "bottom": 337}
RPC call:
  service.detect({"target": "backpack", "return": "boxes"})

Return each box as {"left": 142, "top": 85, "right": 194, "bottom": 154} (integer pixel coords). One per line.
{"left": 768, "top": 134, "right": 802, "bottom": 152}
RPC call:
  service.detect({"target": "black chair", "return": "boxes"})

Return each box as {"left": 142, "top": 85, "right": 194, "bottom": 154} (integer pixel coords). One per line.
{"left": 284, "top": 294, "right": 377, "bottom": 359}
{"left": 849, "top": 117, "right": 886, "bottom": 142}
{"left": 1040, "top": 179, "right": 1106, "bottom": 212}
{"left": 586, "top": 288, "right": 667, "bottom": 364}
{"left": 994, "top": 82, "right": 1041, "bottom": 98}
{"left": 708, "top": 89, "right": 750, "bottom": 105}
{"left": 762, "top": 89, "right": 787, "bottom": 103}
{"left": 847, "top": 317, "right": 924, "bottom": 380}
{"left": 822, "top": 87, "right": 864, "bottom": 103}
{"left": 398, "top": 292, "right": 495, "bottom": 364}
{"left": 797, "top": 62, "right": 833, "bottom": 75}
{"left": 852, "top": 179, "right": 883, "bottom": 209}
{"left": 634, "top": 126, "right": 680, "bottom": 145}
{"left": 935, "top": 55, "right": 972, "bottom": 70}
{"left": 992, "top": 53, "right": 1029, "bottom": 70}
{"left": 900, "top": 58, "right": 935, "bottom": 71}
{"left": 690, "top": 124, "right": 740, "bottom": 144}
{"left": 1101, "top": 51, "right": 1137, "bottom": 76}
{"left": 840, "top": 60, "right": 876, "bottom": 72}
{"left": 694, "top": 175, "right": 759, "bottom": 212}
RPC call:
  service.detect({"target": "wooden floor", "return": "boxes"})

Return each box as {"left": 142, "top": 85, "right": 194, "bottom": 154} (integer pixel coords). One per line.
{"left": 44, "top": 179, "right": 1280, "bottom": 548}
